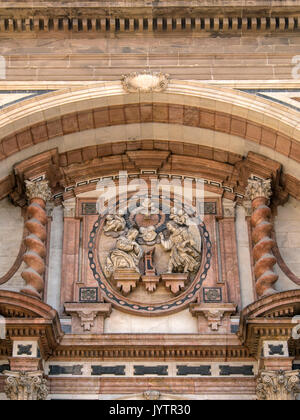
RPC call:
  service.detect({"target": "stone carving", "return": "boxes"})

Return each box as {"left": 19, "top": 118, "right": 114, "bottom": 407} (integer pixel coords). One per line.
{"left": 245, "top": 178, "right": 278, "bottom": 297}
{"left": 122, "top": 71, "right": 169, "bottom": 93}
{"left": 139, "top": 225, "right": 157, "bottom": 243}
{"left": 141, "top": 248, "right": 160, "bottom": 292}
{"left": 143, "top": 390, "right": 160, "bottom": 400}
{"left": 159, "top": 221, "right": 201, "bottom": 274}
{"left": 63, "top": 198, "right": 76, "bottom": 218}
{"left": 245, "top": 178, "right": 272, "bottom": 203}
{"left": 4, "top": 370, "right": 48, "bottom": 400}
{"left": 25, "top": 180, "right": 52, "bottom": 203}
{"left": 105, "top": 228, "right": 143, "bottom": 276}
{"left": 104, "top": 214, "right": 126, "bottom": 235}
{"left": 169, "top": 207, "right": 189, "bottom": 225}
{"left": 98, "top": 197, "right": 204, "bottom": 299}
{"left": 222, "top": 199, "right": 236, "bottom": 218}
{"left": 64, "top": 303, "right": 112, "bottom": 334}
{"left": 256, "top": 369, "right": 300, "bottom": 400}
{"left": 21, "top": 180, "right": 52, "bottom": 299}
{"left": 131, "top": 198, "right": 159, "bottom": 216}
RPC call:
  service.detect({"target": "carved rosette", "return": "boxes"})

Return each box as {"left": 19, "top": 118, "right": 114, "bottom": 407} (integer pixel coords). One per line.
{"left": 245, "top": 179, "right": 278, "bottom": 297}
{"left": 4, "top": 370, "right": 48, "bottom": 400}
{"left": 21, "top": 180, "right": 52, "bottom": 298}
{"left": 256, "top": 370, "right": 300, "bottom": 400}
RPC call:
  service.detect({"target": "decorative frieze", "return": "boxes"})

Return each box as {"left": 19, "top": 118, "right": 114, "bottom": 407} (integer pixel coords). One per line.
{"left": 245, "top": 178, "right": 278, "bottom": 297}
{"left": 4, "top": 370, "right": 48, "bottom": 400}
{"left": 0, "top": 16, "right": 299, "bottom": 34}
{"left": 256, "top": 369, "right": 300, "bottom": 400}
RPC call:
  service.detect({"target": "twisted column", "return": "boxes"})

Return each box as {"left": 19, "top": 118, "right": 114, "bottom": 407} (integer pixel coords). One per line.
{"left": 21, "top": 180, "right": 52, "bottom": 299}
{"left": 245, "top": 178, "right": 278, "bottom": 297}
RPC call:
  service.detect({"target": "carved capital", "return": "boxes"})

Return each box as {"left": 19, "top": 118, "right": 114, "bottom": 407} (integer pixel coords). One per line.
{"left": 4, "top": 370, "right": 48, "bottom": 400}
{"left": 222, "top": 199, "right": 236, "bottom": 218}
{"left": 63, "top": 198, "right": 76, "bottom": 218}
{"left": 256, "top": 369, "right": 300, "bottom": 400}
{"left": 25, "top": 180, "right": 52, "bottom": 203}
{"left": 245, "top": 178, "right": 272, "bottom": 203}
{"left": 242, "top": 200, "right": 252, "bottom": 217}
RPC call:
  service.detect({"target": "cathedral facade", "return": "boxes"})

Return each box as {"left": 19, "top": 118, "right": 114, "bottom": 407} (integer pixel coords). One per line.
{"left": 0, "top": 0, "right": 300, "bottom": 400}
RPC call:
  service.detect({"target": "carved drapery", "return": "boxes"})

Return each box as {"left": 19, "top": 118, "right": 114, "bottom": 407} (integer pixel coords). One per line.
{"left": 245, "top": 178, "right": 278, "bottom": 297}
{"left": 4, "top": 370, "right": 48, "bottom": 400}
{"left": 21, "top": 180, "right": 52, "bottom": 299}
{"left": 256, "top": 370, "right": 300, "bottom": 400}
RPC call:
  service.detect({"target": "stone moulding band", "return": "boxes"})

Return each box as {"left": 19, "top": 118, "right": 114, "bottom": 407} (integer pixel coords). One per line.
{"left": 88, "top": 215, "right": 212, "bottom": 316}
{"left": 0, "top": 16, "right": 299, "bottom": 34}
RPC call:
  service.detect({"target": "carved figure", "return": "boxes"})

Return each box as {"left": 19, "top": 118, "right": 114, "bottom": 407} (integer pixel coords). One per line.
{"left": 105, "top": 228, "right": 143, "bottom": 276}
{"left": 103, "top": 214, "right": 126, "bottom": 233}
{"left": 170, "top": 207, "right": 189, "bottom": 226}
{"left": 139, "top": 225, "right": 157, "bottom": 243}
{"left": 159, "top": 221, "right": 201, "bottom": 273}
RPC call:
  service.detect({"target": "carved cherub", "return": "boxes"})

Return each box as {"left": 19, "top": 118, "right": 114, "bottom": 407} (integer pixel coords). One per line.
{"left": 170, "top": 207, "right": 189, "bottom": 226}
{"left": 139, "top": 225, "right": 157, "bottom": 243}
{"left": 103, "top": 214, "right": 126, "bottom": 234}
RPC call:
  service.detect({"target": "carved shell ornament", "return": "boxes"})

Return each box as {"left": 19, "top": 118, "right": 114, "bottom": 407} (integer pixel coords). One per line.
{"left": 121, "top": 71, "right": 169, "bottom": 93}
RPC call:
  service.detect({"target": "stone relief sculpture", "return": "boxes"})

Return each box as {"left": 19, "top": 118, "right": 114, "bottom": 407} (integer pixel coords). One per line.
{"left": 100, "top": 200, "right": 203, "bottom": 296}
{"left": 105, "top": 228, "right": 143, "bottom": 276}
{"left": 103, "top": 214, "right": 126, "bottom": 235}
{"left": 139, "top": 225, "right": 157, "bottom": 244}
{"left": 159, "top": 221, "right": 201, "bottom": 274}
{"left": 169, "top": 207, "right": 188, "bottom": 226}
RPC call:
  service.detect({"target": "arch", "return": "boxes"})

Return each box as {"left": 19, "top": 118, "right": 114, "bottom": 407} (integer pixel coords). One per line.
{"left": 0, "top": 81, "right": 299, "bottom": 166}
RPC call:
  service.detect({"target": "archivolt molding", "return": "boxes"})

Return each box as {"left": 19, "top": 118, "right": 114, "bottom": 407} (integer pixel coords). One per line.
{"left": 0, "top": 80, "right": 299, "bottom": 150}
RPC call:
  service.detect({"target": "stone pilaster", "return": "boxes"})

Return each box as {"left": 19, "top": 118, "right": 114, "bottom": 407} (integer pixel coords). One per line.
{"left": 21, "top": 180, "right": 52, "bottom": 299}
{"left": 4, "top": 370, "right": 48, "bottom": 400}
{"left": 256, "top": 369, "right": 300, "bottom": 400}
{"left": 245, "top": 178, "right": 278, "bottom": 297}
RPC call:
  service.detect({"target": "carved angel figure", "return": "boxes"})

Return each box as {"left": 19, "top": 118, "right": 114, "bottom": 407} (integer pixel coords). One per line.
{"left": 159, "top": 221, "right": 201, "bottom": 274}
{"left": 103, "top": 214, "right": 126, "bottom": 233}
{"left": 139, "top": 225, "right": 157, "bottom": 243}
{"left": 105, "top": 228, "right": 143, "bottom": 276}
{"left": 170, "top": 207, "right": 189, "bottom": 226}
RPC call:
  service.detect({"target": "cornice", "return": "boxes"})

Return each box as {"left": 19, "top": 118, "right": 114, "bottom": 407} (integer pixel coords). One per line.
{"left": 0, "top": 1, "right": 299, "bottom": 34}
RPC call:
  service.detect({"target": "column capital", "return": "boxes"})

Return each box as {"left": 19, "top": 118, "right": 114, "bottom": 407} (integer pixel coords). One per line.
{"left": 245, "top": 178, "right": 272, "bottom": 203}
{"left": 4, "top": 370, "right": 48, "bottom": 400}
{"left": 256, "top": 369, "right": 300, "bottom": 400}
{"left": 25, "top": 180, "right": 52, "bottom": 203}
